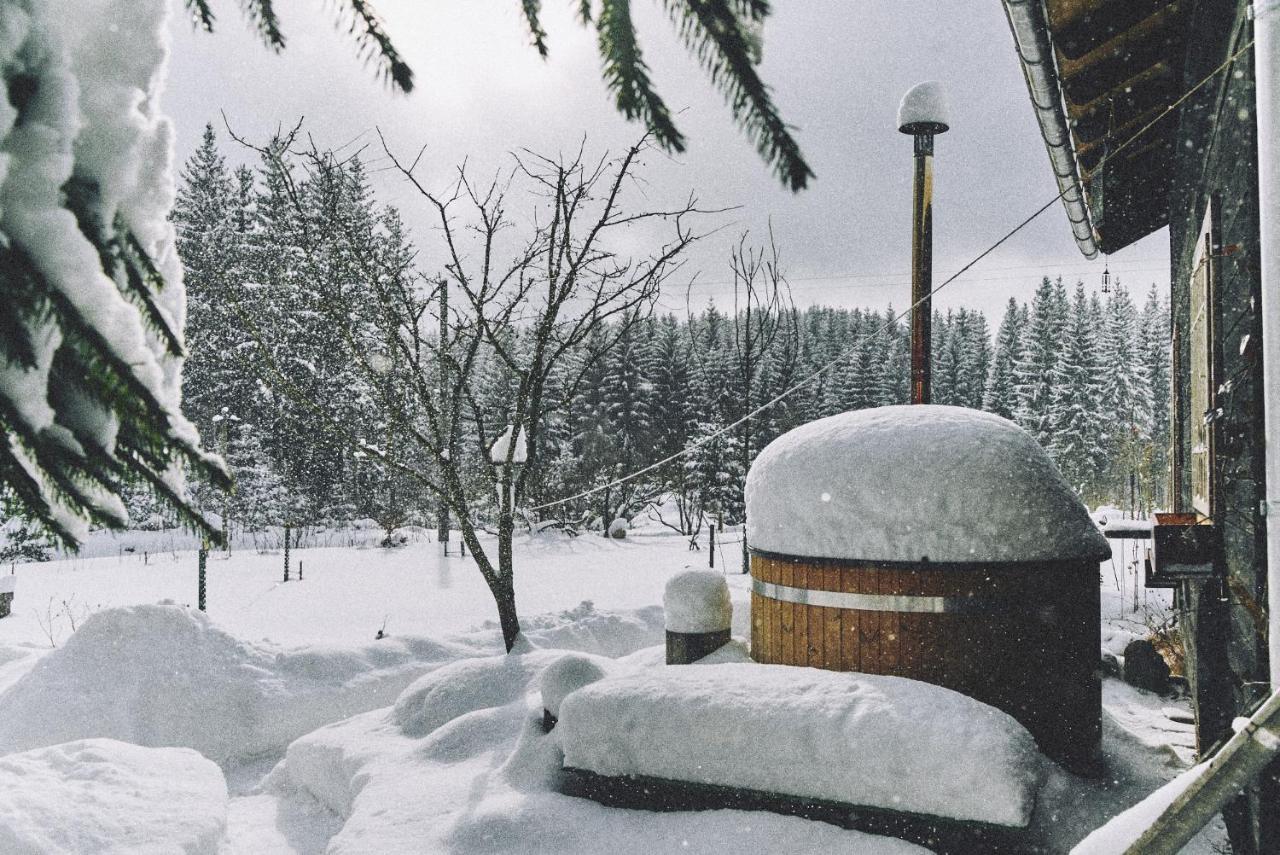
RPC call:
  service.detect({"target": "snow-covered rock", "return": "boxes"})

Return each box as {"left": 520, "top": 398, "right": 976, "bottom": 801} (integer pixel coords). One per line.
{"left": 663, "top": 570, "right": 732, "bottom": 633}
{"left": 745, "top": 405, "right": 1111, "bottom": 563}
{"left": 607, "top": 517, "right": 629, "bottom": 539}
{"left": 0, "top": 738, "right": 227, "bottom": 854}
{"left": 0, "top": 604, "right": 468, "bottom": 763}
{"left": 558, "top": 663, "right": 1044, "bottom": 828}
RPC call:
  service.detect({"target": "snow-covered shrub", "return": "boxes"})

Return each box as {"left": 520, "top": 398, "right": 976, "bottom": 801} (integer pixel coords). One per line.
{"left": 607, "top": 517, "right": 629, "bottom": 539}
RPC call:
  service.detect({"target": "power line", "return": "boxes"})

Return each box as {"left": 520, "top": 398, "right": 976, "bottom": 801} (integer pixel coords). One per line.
{"left": 671, "top": 258, "right": 1168, "bottom": 291}
{"left": 529, "top": 37, "right": 1254, "bottom": 513}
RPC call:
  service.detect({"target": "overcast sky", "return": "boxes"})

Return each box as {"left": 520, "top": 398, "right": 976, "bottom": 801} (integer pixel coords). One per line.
{"left": 162, "top": 1, "right": 1170, "bottom": 323}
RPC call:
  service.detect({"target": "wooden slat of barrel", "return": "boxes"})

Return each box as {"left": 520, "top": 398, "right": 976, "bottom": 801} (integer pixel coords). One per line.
{"left": 860, "top": 567, "right": 881, "bottom": 673}
{"left": 921, "top": 570, "right": 942, "bottom": 686}
{"left": 879, "top": 568, "right": 900, "bottom": 674}
{"left": 897, "top": 568, "right": 919, "bottom": 680}
{"left": 806, "top": 566, "right": 824, "bottom": 666}
{"left": 778, "top": 560, "right": 788, "bottom": 665}
{"left": 840, "top": 565, "right": 861, "bottom": 671}
{"left": 794, "top": 565, "right": 812, "bottom": 665}
{"left": 823, "top": 566, "right": 841, "bottom": 670}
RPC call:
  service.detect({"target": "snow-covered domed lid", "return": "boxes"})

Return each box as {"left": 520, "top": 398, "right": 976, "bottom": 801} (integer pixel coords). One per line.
{"left": 897, "top": 81, "right": 950, "bottom": 135}
{"left": 745, "top": 405, "right": 1110, "bottom": 564}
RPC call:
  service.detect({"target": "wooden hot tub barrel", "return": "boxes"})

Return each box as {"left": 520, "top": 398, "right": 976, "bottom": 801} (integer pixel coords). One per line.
{"left": 749, "top": 550, "right": 1101, "bottom": 772}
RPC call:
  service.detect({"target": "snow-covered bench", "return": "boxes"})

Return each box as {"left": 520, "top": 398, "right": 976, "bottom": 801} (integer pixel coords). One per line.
{"left": 557, "top": 663, "right": 1044, "bottom": 852}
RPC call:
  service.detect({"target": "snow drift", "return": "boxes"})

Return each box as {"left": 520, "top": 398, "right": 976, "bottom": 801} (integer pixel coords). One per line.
{"left": 745, "top": 405, "right": 1111, "bottom": 563}
{"left": 0, "top": 738, "right": 227, "bottom": 854}
{"left": 0, "top": 604, "right": 469, "bottom": 764}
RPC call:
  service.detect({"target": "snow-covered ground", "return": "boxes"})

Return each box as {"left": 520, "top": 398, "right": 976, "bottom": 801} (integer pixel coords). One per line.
{"left": 0, "top": 522, "right": 1227, "bottom": 853}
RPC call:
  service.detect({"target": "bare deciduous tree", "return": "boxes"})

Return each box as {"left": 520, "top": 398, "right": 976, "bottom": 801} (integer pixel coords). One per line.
{"left": 233, "top": 126, "right": 712, "bottom": 651}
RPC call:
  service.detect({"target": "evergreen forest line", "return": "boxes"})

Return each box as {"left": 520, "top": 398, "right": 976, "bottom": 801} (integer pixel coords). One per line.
{"left": 161, "top": 126, "right": 1171, "bottom": 544}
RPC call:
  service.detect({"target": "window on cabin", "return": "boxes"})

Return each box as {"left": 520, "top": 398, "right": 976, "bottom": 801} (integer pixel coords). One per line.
{"left": 1188, "top": 204, "right": 1215, "bottom": 519}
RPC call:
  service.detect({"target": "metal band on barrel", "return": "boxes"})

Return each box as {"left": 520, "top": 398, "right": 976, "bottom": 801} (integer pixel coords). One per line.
{"left": 751, "top": 577, "right": 1008, "bottom": 615}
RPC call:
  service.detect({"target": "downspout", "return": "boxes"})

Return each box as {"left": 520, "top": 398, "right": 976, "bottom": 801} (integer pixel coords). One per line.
{"left": 1001, "top": 0, "right": 1101, "bottom": 259}
{"left": 1255, "top": 0, "right": 1280, "bottom": 690}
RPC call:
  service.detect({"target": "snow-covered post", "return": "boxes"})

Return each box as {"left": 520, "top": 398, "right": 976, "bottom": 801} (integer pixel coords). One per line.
{"left": 283, "top": 525, "right": 291, "bottom": 582}
{"left": 539, "top": 655, "right": 607, "bottom": 732}
{"left": 197, "top": 541, "right": 207, "bottom": 611}
{"left": 897, "top": 81, "right": 950, "bottom": 404}
{"left": 664, "top": 570, "right": 732, "bottom": 664}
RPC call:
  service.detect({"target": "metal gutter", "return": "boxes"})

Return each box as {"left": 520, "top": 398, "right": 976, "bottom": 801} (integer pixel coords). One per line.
{"left": 1251, "top": 0, "right": 1280, "bottom": 690}
{"left": 1001, "top": 0, "right": 1101, "bottom": 259}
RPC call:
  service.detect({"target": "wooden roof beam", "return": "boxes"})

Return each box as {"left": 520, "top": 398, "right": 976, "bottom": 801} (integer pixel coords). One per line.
{"left": 1067, "top": 62, "right": 1175, "bottom": 143}
{"left": 1056, "top": 3, "right": 1185, "bottom": 105}
{"left": 1046, "top": 0, "right": 1173, "bottom": 60}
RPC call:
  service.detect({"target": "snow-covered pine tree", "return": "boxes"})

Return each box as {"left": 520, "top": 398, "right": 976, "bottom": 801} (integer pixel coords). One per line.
{"left": 1098, "top": 280, "right": 1152, "bottom": 499}
{"left": 991, "top": 313, "right": 1021, "bottom": 418}
{"left": 0, "top": 1, "right": 228, "bottom": 546}
{"left": 1050, "top": 283, "right": 1107, "bottom": 498}
{"left": 875, "top": 305, "right": 910, "bottom": 406}
{"left": 954, "top": 308, "right": 992, "bottom": 410}
{"left": 1014, "top": 278, "right": 1065, "bottom": 447}
{"left": 932, "top": 309, "right": 959, "bottom": 406}
{"left": 602, "top": 311, "right": 653, "bottom": 477}
{"left": 1138, "top": 283, "right": 1171, "bottom": 509}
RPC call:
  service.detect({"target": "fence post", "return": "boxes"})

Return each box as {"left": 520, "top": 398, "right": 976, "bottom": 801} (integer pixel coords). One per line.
{"left": 283, "top": 524, "right": 291, "bottom": 582}
{"left": 665, "top": 570, "right": 732, "bottom": 664}
{"left": 708, "top": 523, "right": 716, "bottom": 569}
{"left": 742, "top": 526, "right": 749, "bottom": 574}
{"left": 197, "top": 542, "right": 207, "bottom": 611}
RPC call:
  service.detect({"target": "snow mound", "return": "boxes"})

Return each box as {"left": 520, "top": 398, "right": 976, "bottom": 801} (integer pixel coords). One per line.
{"left": 509, "top": 601, "right": 666, "bottom": 658}
{"left": 745, "top": 405, "right": 1110, "bottom": 563}
{"left": 0, "top": 738, "right": 226, "bottom": 854}
{"left": 663, "top": 570, "right": 732, "bottom": 633}
{"left": 392, "top": 651, "right": 563, "bottom": 738}
{"left": 0, "top": 604, "right": 465, "bottom": 763}
{"left": 558, "top": 663, "right": 1044, "bottom": 828}
{"left": 540, "top": 654, "right": 609, "bottom": 717}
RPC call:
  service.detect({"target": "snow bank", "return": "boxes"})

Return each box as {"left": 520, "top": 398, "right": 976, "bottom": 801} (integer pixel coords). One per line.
{"left": 504, "top": 601, "right": 666, "bottom": 658}
{"left": 559, "top": 663, "right": 1044, "bottom": 827}
{"left": 746, "top": 405, "right": 1111, "bottom": 563}
{"left": 0, "top": 604, "right": 468, "bottom": 763}
{"left": 663, "top": 570, "right": 732, "bottom": 633}
{"left": 0, "top": 738, "right": 226, "bottom": 854}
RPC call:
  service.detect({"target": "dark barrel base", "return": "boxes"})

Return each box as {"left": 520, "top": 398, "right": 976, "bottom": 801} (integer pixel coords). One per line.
{"left": 562, "top": 767, "right": 1028, "bottom": 855}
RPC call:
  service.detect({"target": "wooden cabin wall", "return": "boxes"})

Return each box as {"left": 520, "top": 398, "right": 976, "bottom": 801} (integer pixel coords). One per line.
{"left": 1168, "top": 0, "right": 1275, "bottom": 848}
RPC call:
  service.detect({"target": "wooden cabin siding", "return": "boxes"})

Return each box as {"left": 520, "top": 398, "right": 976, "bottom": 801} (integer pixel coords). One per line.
{"left": 1167, "top": 1, "right": 1275, "bottom": 847}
